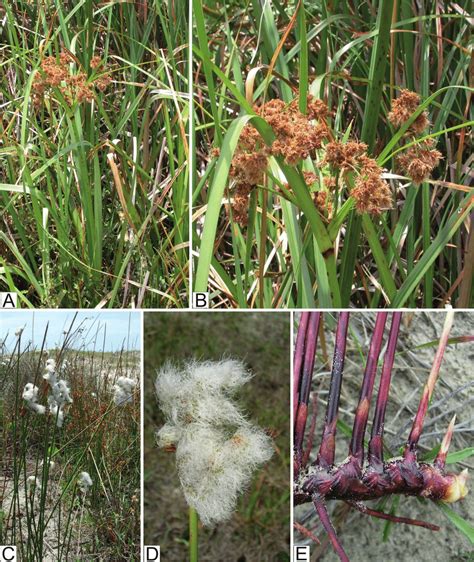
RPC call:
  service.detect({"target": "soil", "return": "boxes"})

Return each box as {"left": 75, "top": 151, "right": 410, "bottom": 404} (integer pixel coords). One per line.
{"left": 294, "top": 311, "right": 474, "bottom": 562}
{"left": 1, "top": 459, "right": 92, "bottom": 562}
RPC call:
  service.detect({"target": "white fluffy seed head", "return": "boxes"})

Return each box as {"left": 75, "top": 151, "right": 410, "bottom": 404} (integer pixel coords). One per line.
{"left": 156, "top": 424, "right": 182, "bottom": 448}
{"left": 48, "top": 396, "right": 65, "bottom": 428}
{"left": 23, "top": 384, "right": 46, "bottom": 415}
{"left": 155, "top": 359, "right": 274, "bottom": 526}
{"left": 78, "top": 471, "right": 93, "bottom": 494}
{"left": 113, "top": 376, "right": 136, "bottom": 405}
{"left": 52, "top": 380, "right": 73, "bottom": 406}
{"left": 23, "top": 383, "right": 38, "bottom": 402}
{"left": 43, "top": 369, "right": 57, "bottom": 386}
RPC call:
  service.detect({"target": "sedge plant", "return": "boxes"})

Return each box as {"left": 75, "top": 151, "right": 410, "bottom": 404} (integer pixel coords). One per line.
{"left": 0, "top": 1, "right": 189, "bottom": 307}
{"left": 192, "top": 0, "right": 473, "bottom": 308}
{"left": 0, "top": 316, "right": 141, "bottom": 560}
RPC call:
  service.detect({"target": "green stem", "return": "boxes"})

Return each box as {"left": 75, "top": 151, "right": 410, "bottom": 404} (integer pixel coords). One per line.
{"left": 189, "top": 507, "right": 199, "bottom": 562}
{"left": 340, "top": 0, "right": 395, "bottom": 305}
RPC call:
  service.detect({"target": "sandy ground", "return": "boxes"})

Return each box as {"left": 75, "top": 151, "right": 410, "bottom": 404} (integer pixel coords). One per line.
{"left": 1, "top": 459, "right": 91, "bottom": 561}
{"left": 294, "top": 311, "right": 473, "bottom": 562}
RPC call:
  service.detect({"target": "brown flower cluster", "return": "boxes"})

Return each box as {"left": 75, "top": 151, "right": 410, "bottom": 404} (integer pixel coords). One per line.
{"left": 229, "top": 95, "right": 330, "bottom": 225}
{"left": 263, "top": 97, "right": 330, "bottom": 165}
{"left": 351, "top": 155, "right": 392, "bottom": 214}
{"left": 302, "top": 172, "right": 334, "bottom": 217}
{"left": 323, "top": 140, "right": 392, "bottom": 215}
{"left": 388, "top": 89, "right": 429, "bottom": 134}
{"left": 397, "top": 139, "right": 442, "bottom": 184}
{"left": 32, "top": 51, "right": 111, "bottom": 108}
{"left": 388, "top": 89, "right": 442, "bottom": 184}
{"left": 323, "top": 141, "right": 368, "bottom": 171}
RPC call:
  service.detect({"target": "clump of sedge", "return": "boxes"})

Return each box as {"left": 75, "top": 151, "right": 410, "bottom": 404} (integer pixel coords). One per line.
{"left": 388, "top": 89, "right": 442, "bottom": 184}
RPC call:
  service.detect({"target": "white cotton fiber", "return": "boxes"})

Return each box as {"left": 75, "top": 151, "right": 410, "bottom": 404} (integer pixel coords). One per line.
{"left": 23, "top": 383, "right": 46, "bottom": 415}
{"left": 155, "top": 359, "right": 274, "bottom": 526}
{"left": 112, "top": 376, "right": 137, "bottom": 405}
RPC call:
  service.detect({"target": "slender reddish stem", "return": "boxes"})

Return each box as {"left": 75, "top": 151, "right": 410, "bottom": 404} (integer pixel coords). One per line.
{"left": 302, "top": 393, "right": 318, "bottom": 467}
{"left": 368, "top": 312, "right": 402, "bottom": 467}
{"left": 293, "top": 312, "right": 310, "bottom": 420}
{"left": 316, "top": 312, "right": 349, "bottom": 468}
{"left": 346, "top": 501, "right": 440, "bottom": 531}
{"left": 404, "top": 310, "right": 455, "bottom": 461}
{"left": 294, "top": 313, "right": 320, "bottom": 470}
{"left": 299, "top": 313, "right": 321, "bottom": 408}
{"left": 313, "top": 497, "right": 349, "bottom": 562}
{"left": 349, "top": 312, "right": 388, "bottom": 465}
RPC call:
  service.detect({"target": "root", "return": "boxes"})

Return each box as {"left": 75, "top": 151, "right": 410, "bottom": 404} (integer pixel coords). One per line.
{"left": 313, "top": 496, "right": 349, "bottom": 562}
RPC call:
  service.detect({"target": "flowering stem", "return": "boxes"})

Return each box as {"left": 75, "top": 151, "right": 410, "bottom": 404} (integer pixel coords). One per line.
{"left": 189, "top": 507, "right": 199, "bottom": 562}
{"left": 293, "top": 312, "right": 310, "bottom": 420}
{"left": 294, "top": 312, "right": 320, "bottom": 471}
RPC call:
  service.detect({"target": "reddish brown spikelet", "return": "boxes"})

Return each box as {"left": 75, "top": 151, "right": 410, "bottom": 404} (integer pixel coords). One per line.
{"left": 314, "top": 190, "right": 333, "bottom": 216}
{"left": 90, "top": 55, "right": 102, "bottom": 69}
{"left": 231, "top": 183, "right": 252, "bottom": 226}
{"left": 351, "top": 155, "right": 392, "bottom": 215}
{"left": 31, "top": 50, "right": 111, "bottom": 108}
{"left": 262, "top": 99, "right": 329, "bottom": 164}
{"left": 323, "top": 140, "right": 368, "bottom": 171}
{"left": 397, "top": 139, "right": 442, "bottom": 184}
{"left": 230, "top": 151, "right": 268, "bottom": 186}
{"left": 388, "top": 89, "right": 429, "bottom": 134}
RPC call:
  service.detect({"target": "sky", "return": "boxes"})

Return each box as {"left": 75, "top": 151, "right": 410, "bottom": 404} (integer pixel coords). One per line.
{"left": 0, "top": 311, "right": 141, "bottom": 352}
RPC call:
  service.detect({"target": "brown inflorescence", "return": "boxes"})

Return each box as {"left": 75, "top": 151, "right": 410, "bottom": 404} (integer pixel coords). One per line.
{"left": 231, "top": 183, "right": 253, "bottom": 226}
{"left": 397, "top": 139, "right": 443, "bottom": 184}
{"left": 388, "top": 89, "right": 442, "bottom": 184}
{"left": 226, "top": 93, "right": 397, "bottom": 225}
{"left": 322, "top": 141, "right": 392, "bottom": 215}
{"left": 388, "top": 89, "right": 429, "bottom": 134}
{"left": 32, "top": 51, "right": 111, "bottom": 108}
{"left": 351, "top": 155, "right": 392, "bottom": 214}
{"left": 228, "top": 95, "right": 330, "bottom": 225}
{"left": 263, "top": 98, "right": 330, "bottom": 165}
{"left": 323, "top": 141, "right": 368, "bottom": 172}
